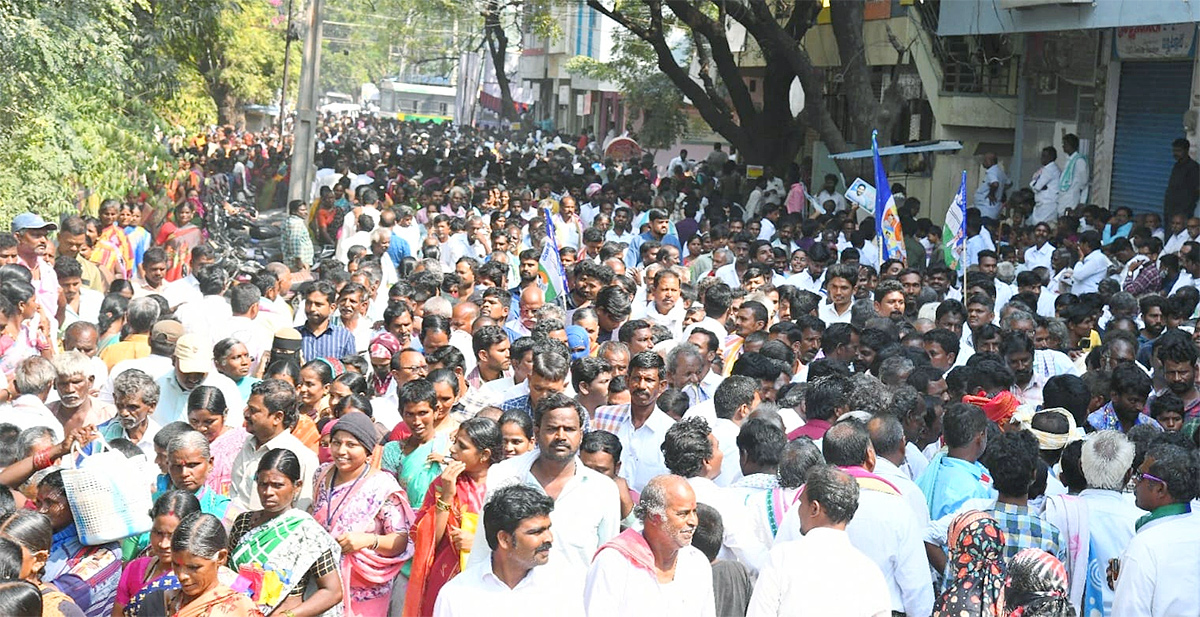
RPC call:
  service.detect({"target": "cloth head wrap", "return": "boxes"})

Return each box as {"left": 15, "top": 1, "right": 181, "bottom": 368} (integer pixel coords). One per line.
{"left": 369, "top": 332, "right": 402, "bottom": 361}
{"left": 962, "top": 390, "right": 1019, "bottom": 426}
{"left": 1028, "top": 407, "right": 1079, "bottom": 451}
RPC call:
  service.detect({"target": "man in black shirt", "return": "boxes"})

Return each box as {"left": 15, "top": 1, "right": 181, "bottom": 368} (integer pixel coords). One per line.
{"left": 1164, "top": 138, "right": 1199, "bottom": 221}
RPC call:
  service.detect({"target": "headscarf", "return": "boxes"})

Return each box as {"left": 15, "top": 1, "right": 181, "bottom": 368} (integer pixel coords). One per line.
{"left": 565, "top": 325, "right": 590, "bottom": 360}
{"left": 934, "top": 510, "right": 1007, "bottom": 617}
{"left": 1006, "top": 548, "right": 1072, "bottom": 617}
{"left": 962, "top": 390, "right": 1019, "bottom": 426}
{"left": 1028, "top": 408, "right": 1080, "bottom": 452}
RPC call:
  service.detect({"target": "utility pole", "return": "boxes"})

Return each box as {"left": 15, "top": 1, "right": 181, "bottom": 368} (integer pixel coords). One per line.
{"left": 288, "top": 0, "right": 323, "bottom": 203}
{"left": 278, "top": 0, "right": 295, "bottom": 135}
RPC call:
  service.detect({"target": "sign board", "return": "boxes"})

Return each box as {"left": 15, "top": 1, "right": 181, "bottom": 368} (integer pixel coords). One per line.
{"left": 746, "top": 165, "right": 764, "bottom": 179}
{"left": 845, "top": 177, "right": 877, "bottom": 214}
{"left": 1115, "top": 24, "right": 1196, "bottom": 59}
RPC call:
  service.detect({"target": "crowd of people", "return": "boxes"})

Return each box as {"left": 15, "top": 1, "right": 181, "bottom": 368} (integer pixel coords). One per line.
{"left": 0, "top": 114, "right": 1197, "bottom": 617}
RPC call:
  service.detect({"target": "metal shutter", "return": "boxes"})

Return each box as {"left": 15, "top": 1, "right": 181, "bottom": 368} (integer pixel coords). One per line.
{"left": 1111, "top": 61, "right": 1193, "bottom": 215}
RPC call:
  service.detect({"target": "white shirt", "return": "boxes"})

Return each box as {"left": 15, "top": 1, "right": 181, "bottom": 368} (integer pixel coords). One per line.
{"left": 62, "top": 288, "right": 103, "bottom": 330}
{"left": 611, "top": 407, "right": 675, "bottom": 493}
{"left": 1162, "top": 229, "right": 1197, "bottom": 255}
{"left": 585, "top": 543, "right": 715, "bottom": 617}
{"left": 902, "top": 442, "right": 929, "bottom": 482}
{"left": 1057, "top": 152, "right": 1089, "bottom": 213}
{"left": 1168, "top": 270, "right": 1195, "bottom": 296}
{"left": 643, "top": 302, "right": 686, "bottom": 341}
{"left": 153, "top": 371, "right": 245, "bottom": 428}
{"left": 1071, "top": 249, "right": 1108, "bottom": 295}
{"left": 218, "top": 315, "right": 274, "bottom": 369}
{"left": 747, "top": 527, "right": 892, "bottom": 617}
{"left": 689, "top": 476, "right": 770, "bottom": 573}
{"left": 434, "top": 558, "right": 585, "bottom": 617}
{"left": 774, "top": 476, "right": 932, "bottom": 616}
{"left": 162, "top": 275, "right": 201, "bottom": 309}
{"left": 817, "top": 299, "right": 852, "bottom": 325}
{"left": 229, "top": 429, "right": 319, "bottom": 511}
{"left": 974, "top": 163, "right": 1010, "bottom": 219}
{"left": 1029, "top": 162, "right": 1061, "bottom": 225}
{"left": 684, "top": 318, "right": 728, "bottom": 352}
{"left": 965, "top": 228, "right": 996, "bottom": 267}
{"left": 815, "top": 190, "right": 847, "bottom": 215}
{"left": 1112, "top": 510, "right": 1200, "bottom": 617}
{"left": 873, "top": 457, "right": 931, "bottom": 530}
{"left": 173, "top": 295, "right": 233, "bottom": 343}
{"left": 99, "top": 354, "right": 174, "bottom": 403}
{"left": 468, "top": 451, "right": 621, "bottom": 574}
{"left": 787, "top": 269, "right": 825, "bottom": 295}
{"left": 9, "top": 395, "right": 64, "bottom": 441}
{"left": 711, "top": 418, "right": 744, "bottom": 487}
{"left": 714, "top": 263, "right": 741, "bottom": 289}
{"left": 1023, "top": 242, "right": 1055, "bottom": 273}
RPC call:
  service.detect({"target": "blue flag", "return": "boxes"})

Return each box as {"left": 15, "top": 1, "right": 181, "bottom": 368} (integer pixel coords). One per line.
{"left": 942, "top": 170, "right": 968, "bottom": 275}
{"left": 872, "top": 130, "right": 906, "bottom": 263}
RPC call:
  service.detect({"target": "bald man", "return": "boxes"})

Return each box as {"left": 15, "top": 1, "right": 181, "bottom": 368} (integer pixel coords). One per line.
{"left": 451, "top": 301, "right": 480, "bottom": 372}
{"left": 585, "top": 475, "right": 715, "bottom": 616}
{"left": 509, "top": 284, "right": 544, "bottom": 338}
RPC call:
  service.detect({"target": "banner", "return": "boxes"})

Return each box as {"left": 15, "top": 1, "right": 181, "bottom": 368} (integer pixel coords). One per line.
{"left": 539, "top": 208, "right": 569, "bottom": 304}
{"left": 871, "top": 130, "right": 906, "bottom": 263}
{"left": 943, "top": 170, "right": 968, "bottom": 274}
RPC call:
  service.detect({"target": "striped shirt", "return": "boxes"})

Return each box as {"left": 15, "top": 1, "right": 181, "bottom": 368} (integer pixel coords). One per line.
{"left": 298, "top": 322, "right": 356, "bottom": 362}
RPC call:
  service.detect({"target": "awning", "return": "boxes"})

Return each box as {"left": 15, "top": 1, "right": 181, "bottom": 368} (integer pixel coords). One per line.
{"left": 829, "top": 140, "right": 963, "bottom": 160}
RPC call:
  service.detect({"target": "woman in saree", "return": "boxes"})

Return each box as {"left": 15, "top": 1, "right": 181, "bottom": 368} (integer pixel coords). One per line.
{"left": 0, "top": 510, "right": 85, "bottom": 617}
{"left": 93, "top": 200, "right": 133, "bottom": 281}
{"left": 934, "top": 510, "right": 1007, "bottom": 617}
{"left": 114, "top": 491, "right": 201, "bottom": 617}
{"left": 227, "top": 449, "right": 342, "bottom": 617}
{"left": 144, "top": 513, "right": 262, "bottom": 617}
{"left": 120, "top": 203, "right": 151, "bottom": 274}
{"left": 310, "top": 413, "right": 414, "bottom": 617}
{"left": 403, "top": 416, "right": 501, "bottom": 617}
{"left": 187, "top": 387, "right": 249, "bottom": 498}
{"left": 160, "top": 202, "right": 204, "bottom": 283}
{"left": 381, "top": 380, "right": 454, "bottom": 510}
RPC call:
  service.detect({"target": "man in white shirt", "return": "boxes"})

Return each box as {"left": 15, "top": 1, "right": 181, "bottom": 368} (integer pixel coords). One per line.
{"left": 433, "top": 484, "right": 585, "bottom": 617}
{"left": 747, "top": 465, "right": 892, "bottom": 617}
{"left": 1070, "top": 231, "right": 1108, "bottom": 295}
{"left": 152, "top": 334, "right": 244, "bottom": 427}
{"left": 793, "top": 422, "right": 934, "bottom": 617}
{"left": 172, "top": 264, "right": 233, "bottom": 342}
{"left": 1023, "top": 223, "right": 1056, "bottom": 272}
{"left": 817, "top": 263, "right": 856, "bottom": 325}
{"left": 1057, "top": 133, "right": 1089, "bottom": 216}
{"left": 228, "top": 378, "right": 319, "bottom": 512}
{"left": 469, "top": 393, "right": 621, "bottom": 574}
{"left": 973, "top": 152, "right": 1010, "bottom": 221}
{"left": 1029, "top": 146, "right": 1061, "bottom": 225}
{"left": 1111, "top": 443, "right": 1200, "bottom": 617}
{"left": 591, "top": 352, "right": 676, "bottom": 491}
{"left": 964, "top": 210, "right": 996, "bottom": 268}
{"left": 815, "top": 174, "right": 848, "bottom": 215}
{"left": 665, "top": 149, "right": 693, "bottom": 177}
{"left": 710, "top": 376, "right": 760, "bottom": 487}
{"left": 866, "top": 414, "right": 932, "bottom": 528}
{"left": 1161, "top": 214, "right": 1197, "bottom": 255}
{"left": 584, "top": 475, "right": 716, "bottom": 617}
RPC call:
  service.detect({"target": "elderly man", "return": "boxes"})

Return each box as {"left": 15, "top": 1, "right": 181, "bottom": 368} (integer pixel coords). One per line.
{"left": 1112, "top": 443, "right": 1200, "bottom": 617}
{"left": 1043, "top": 431, "right": 1142, "bottom": 616}
{"left": 584, "top": 474, "right": 715, "bottom": 617}
{"left": 747, "top": 465, "right": 892, "bottom": 617}
{"left": 153, "top": 333, "right": 244, "bottom": 427}
{"left": 10, "top": 357, "right": 62, "bottom": 440}
{"left": 94, "top": 368, "right": 162, "bottom": 458}
{"left": 469, "top": 393, "right": 620, "bottom": 573}
{"left": 49, "top": 351, "right": 115, "bottom": 437}
{"left": 432, "top": 484, "right": 584, "bottom": 617}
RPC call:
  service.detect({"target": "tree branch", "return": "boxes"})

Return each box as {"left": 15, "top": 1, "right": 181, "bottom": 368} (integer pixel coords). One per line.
{"left": 664, "top": 0, "right": 756, "bottom": 122}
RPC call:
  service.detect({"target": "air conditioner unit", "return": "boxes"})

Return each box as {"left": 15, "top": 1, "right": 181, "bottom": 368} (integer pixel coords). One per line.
{"left": 997, "top": 0, "right": 1092, "bottom": 9}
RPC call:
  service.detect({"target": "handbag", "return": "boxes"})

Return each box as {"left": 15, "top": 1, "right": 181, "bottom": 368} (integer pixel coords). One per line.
{"left": 60, "top": 435, "right": 154, "bottom": 545}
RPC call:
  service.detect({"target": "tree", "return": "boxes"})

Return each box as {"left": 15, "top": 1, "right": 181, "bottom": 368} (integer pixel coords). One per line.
{"left": 481, "top": 0, "right": 516, "bottom": 121}
{"left": 582, "top": 0, "right": 906, "bottom": 175}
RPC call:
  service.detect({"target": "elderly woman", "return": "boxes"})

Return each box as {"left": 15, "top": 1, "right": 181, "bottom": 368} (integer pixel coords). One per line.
{"left": 213, "top": 339, "right": 260, "bottom": 403}
{"left": 143, "top": 513, "right": 261, "bottom": 617}
{"left": 1005, "top": 548, "right": 1074, "bottom": 617}
{"left": 157, "top": 431, "right": 231, "bottom": 521}
{"left": 311, "top": 413, "right": 414, "bottom": 616}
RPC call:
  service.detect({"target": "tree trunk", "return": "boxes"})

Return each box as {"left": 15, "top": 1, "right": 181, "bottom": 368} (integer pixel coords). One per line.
{"left": 211, "top": 80, "right": 243, "bottom": 127}
{"left": 483, "top": 0, "right": 516, "bottom": 122}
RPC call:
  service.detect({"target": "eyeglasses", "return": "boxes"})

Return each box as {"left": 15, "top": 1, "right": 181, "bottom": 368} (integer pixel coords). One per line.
{"left": 1134, "top": 471, "right": 1165, "bottom": 485}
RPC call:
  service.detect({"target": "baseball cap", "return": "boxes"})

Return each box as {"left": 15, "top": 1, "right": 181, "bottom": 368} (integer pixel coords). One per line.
{"left": 11, "top": 213, "right": 58, "bottom": 233}
{"left": 150, "top": 320, "right": 184, "bottom": 348}
{"left": 175, "top": 333, "right": 214, "bottom": 374}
